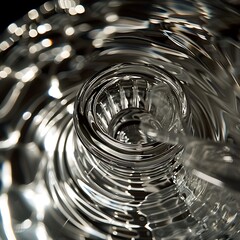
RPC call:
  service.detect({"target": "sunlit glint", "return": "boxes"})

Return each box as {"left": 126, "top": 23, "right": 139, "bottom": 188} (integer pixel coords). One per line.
{"left": 29, "top": 29, "right": 38, "bottom": 38}
{"left": 69, "top": 5, "right": 85, "bottom": 15}
{"left": 105, "top": 13, "right": 119, "bottom": 22}
{"left": 22, "top": 111, "right": 32, "bottom": 121}
{"left": 48, "top": 77, "right": 63, "bottom": 99}
{"left": 0, "top": 66, "right": 12, "bottom": 79}
{"left": 43, "top": 1, "right": 55, "bottom": 12}
{"left": 28, "top": 9, "right": 39, "bottom": 20}
{"left": 41, "top": 38, "right": 53, "bottom": 48}
{"left": 15, "top": 65, "right": 39, "bottom": 82}
{"left": 65, "top": 26, "right": 75, "bottom": 36}
{"left": 29, "top": 39, "right": 53, "bottom": 54}
{"left": 7, "top": 23, "right": 18, "bottom": 34}
{"left": 0, "top": 41, "right": 10, "bottom": 51}
{"left": 37, "top": 23, "right": 52, "bottom": 34}
{"left": 58, "top": 0, "right": 80, "bottom": 9}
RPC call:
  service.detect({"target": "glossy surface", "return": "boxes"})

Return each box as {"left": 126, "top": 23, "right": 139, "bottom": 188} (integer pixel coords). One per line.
{"left": 0, "top": 0, "right": 240, "bottom": 239}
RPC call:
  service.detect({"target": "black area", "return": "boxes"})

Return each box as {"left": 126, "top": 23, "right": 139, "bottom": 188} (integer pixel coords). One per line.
{"left": 0, "top": 0, "right": 47, "bottom": 34}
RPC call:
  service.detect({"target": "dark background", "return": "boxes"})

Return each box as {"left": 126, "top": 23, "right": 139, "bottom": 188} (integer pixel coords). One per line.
{"left": 0, "top": 0, "right": 47, "bottom": 34}
{"left": 0, "top": 0, "right": 239, "bottom": 35}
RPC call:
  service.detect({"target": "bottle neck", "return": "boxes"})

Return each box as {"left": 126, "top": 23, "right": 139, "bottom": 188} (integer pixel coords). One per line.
{"left": 73, "top": 63, "right": 188, "bottom": 169}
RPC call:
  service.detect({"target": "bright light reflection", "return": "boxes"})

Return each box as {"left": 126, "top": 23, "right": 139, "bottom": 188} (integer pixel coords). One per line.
{"left": 68, "top": 7, "right": 76, "bottom": 15}
{"left": 65, "top": 26, "right": 75, "bottom": 36}
{"left": 15, "top": 27, "right": 24, "bottom": 36}
{"left": 8, "top": 23, "right": 18, "bottom": 34}
{"left": 185, "top": 23, "right": 202, "bottom": 30}
{"left": 37, "top": 24, "right": 52, "bottom": 34}
{"left": 66, "top": 103, "right": 74, "bottom": 114}
{"left": 15, "top": 65, "right": 39, "bottom": 82}
{"left": 69, "top": 4, "right": 85, "bottom": 15}
{"left": 92, "top": 39, "right": 104, "bottom": 48}
{"left": 0, "top": 161, "right": 12, "bottom": 190}
{"left": 18, "top": 219, "right": 32, "bottom": 230}
{"left": 223, "top": 155, "right": 233, "bottom": 163}
{"left": 28, "top": 9, "right": 39, "bottom": 20}
{"left": 43, "top": 1, "right": 54, "bottom": 12}
{"left": 198, "top": 33, "right": 207, "bottom": 40}
{"left": 75, "top": 5, "right": 85, "bottom": 14}
{"left": 29, "top": 45, "right": 40, "bottom": 54}
{"left": 29, "top": 29, "right": 38, "bottom": 38}
{"left": 0, "top": 41, "right": 10, "bottom": 51}
{"left": 24, "top": 186, "right": 50, "bottom": 221}
{"left": 0, "top": 66, "right": 12, "bottom": 79}
{"left": 41, "top": 38, "right": 53, "bottom": 48}
{"left": 0, "top": 194, "right": 16, "bottom": 240}
{"left": 22, "top": 111, "right": 32, "bottom": 120}
{"left": 29, "top": 39, "right": 52, "bottom": 54}
{"left": 43, "top": 125, "right": 58, "bottom": 153}
{"left": 59, "top": 0, "right": 79, "bottom": 9}
{"left": 105, "top": 13, "right": 119, "bottom": 22}
{"left": 48, "top": 77, "right": 63, "bottom": 99}
{"left": 0, "top": 81, "right": 24, "bottom": 117}
{"left": 0, "top": 131, "right": 20, "bottom": 150}
{"left": 103, "top": 26, "right": 116, "bottom": 35}
{"left": 192, "top": 169, "right": 224, "bottom": 188}
{"left": 36, "top": 223, "right": 48, "bottom": 240}
{"left": 55, "top": 45, "right": 72, "bottom": 62}
{"left": 61, "top": 99, "right": 67, "bottom": 105}
{"left": 0, "top": 70, "right": 7, "bottom": 78}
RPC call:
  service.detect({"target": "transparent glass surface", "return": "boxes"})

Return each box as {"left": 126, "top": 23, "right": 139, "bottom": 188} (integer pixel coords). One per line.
{"left": 0, "top": 0, "right": 240, "bottom": 239}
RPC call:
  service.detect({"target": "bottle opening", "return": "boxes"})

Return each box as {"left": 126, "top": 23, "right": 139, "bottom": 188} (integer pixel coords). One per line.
{"left": 73, "top": 63, "right": 188, "bottom": 164}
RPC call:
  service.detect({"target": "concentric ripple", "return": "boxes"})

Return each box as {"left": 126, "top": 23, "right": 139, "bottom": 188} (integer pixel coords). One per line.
{"left": 0, "top": 0, "right": 240, "bottom": 240}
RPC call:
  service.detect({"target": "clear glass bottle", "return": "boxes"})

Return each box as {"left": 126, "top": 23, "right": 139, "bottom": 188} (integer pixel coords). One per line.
{"left": 0, "top": 0, "right": 240, "bottom": 239}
